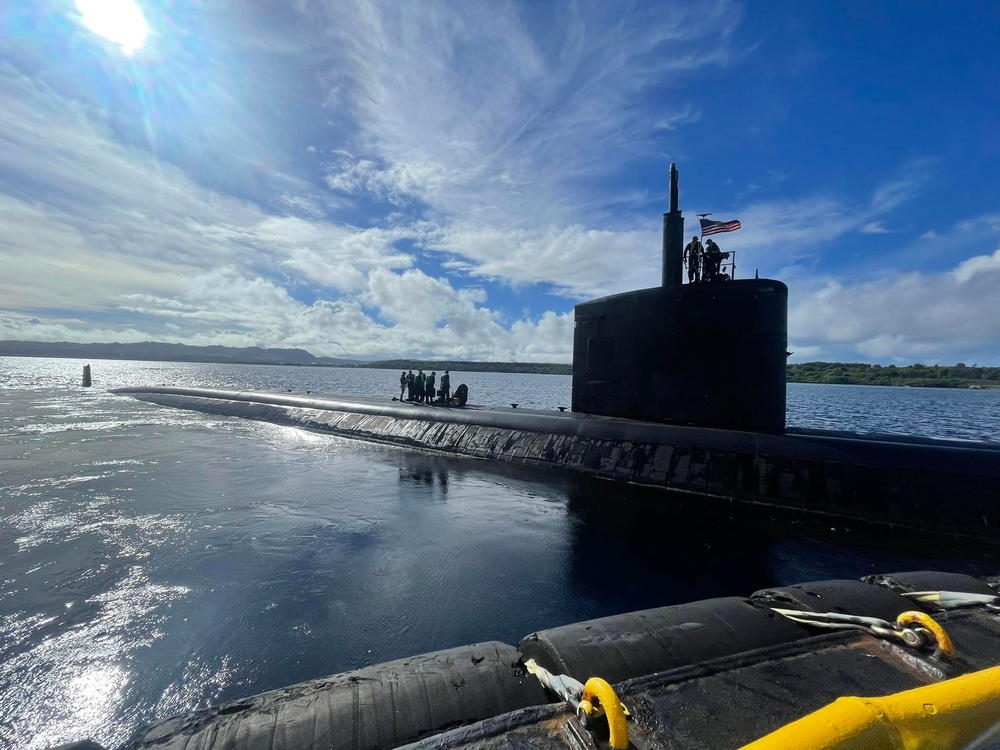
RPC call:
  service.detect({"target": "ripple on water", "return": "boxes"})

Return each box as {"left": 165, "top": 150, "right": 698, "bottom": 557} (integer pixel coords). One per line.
{"left": 0, "top": 567, "right": 190, "bottom": 750}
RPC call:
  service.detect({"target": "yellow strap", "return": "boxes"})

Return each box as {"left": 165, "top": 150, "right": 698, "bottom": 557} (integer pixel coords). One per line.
{"left": 741, "top": 664, "right": 1000, "bottom": 750}
{"left": 581, "top": 677, "right": 630, "bottom": 750}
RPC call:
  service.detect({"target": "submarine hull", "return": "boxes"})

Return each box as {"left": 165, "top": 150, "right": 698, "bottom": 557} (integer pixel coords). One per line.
{"left": 113, "top": 387, "right": 1000, "bottom": 543}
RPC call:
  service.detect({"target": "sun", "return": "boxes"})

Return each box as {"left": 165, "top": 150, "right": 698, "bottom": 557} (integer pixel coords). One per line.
{"left": 76, "top": 0, "right": 149, "bottom": 57}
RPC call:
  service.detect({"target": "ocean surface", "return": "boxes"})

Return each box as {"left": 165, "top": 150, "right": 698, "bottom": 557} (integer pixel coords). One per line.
{"left": 2, "top": 357, "right": 999, "bottom": 749}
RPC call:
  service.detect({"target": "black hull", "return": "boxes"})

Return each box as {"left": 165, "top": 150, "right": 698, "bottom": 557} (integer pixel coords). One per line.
{"left": 114, "top": 387, "right": 1000, "bottom": 543}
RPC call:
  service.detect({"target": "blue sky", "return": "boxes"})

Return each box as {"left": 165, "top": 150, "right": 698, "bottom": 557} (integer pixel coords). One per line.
{"left": 1, "top": 0, "right": 998, "bottom": 364}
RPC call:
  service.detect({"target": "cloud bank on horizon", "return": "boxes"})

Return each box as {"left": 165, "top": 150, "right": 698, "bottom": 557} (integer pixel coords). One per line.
{"left": 1, "top": 0, "right": 998, "bottom": 364}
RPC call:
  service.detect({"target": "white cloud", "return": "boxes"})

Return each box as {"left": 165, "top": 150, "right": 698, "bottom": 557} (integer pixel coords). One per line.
{"left": 0, "top": 311, "right": 160, "bottom": 345}
{"left": 433, "top": 224, "right": 659, "bottom": 298}
{"left": 364, "top": 268, "right": 490, "bottom": 327}
{"left": 952, "top": 247, "right": 1000, "bottom": 284}
{"left": 509, "top": 311, "right": 575, "bottom": 362}
{"left": 0, "top": 142, "right": 572, "bottom": 364}
{"left": 789, "top": 247, "right": 1000, "bottom": 362}
{"left": 0, "top": 68, "right": 441, "bottom": 353}
{"left": 860, "top": 221, "right": 891, "bottom": 234}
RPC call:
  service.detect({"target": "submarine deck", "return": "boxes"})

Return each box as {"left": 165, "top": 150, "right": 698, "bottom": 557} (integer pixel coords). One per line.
{"left": 114, "top": 385, "right": 1000, "bottom": 462}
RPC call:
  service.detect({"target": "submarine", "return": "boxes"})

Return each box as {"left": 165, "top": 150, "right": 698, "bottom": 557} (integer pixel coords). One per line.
{"left": 61, "top": 169, "right": 1000, "bottom": 750}
{"left": 113, "top": 164, "right": 1000, "bottom": 542}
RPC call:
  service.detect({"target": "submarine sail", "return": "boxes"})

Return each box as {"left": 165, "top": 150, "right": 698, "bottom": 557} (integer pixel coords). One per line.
{"left": 571, "top": 164, "right": 788, "bottom": 431}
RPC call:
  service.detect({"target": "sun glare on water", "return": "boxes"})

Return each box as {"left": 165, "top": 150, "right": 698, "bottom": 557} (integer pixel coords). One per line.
{"left": 75, "top": 0, "right": 149, "bottom": 56}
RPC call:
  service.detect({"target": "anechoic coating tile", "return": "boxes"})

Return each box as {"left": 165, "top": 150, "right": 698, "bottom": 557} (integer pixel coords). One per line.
{"left": 532, "top": 435, "right": 564, "bottom": 466}
{"left": 338, "top": 412, "right": 365, "bottom": 430}
{"left": 528, "top": 435, "right": 563, "bottom": 466}
{"left": 382, "top": 417, "right": 412, "bottom": 438}
{"left": 599, "top": 444, "right": 622, "bottom": 475}
{"left": 564, "top": 441, "right": 594, "bottom": 470}
{"left": 651, "top": 445, "right": 675, "bottom": 473}
{"left": 421, "top": 422, "right": 450, "bottom": 446}
{"left": 362, "top": 415, "right": 394, "bottom": 433}
{"left": 756, "top": 461, "right": 776, "bottom": 495}
{"left": 778, "top": 471, "right": 801, "bottom": 500}
{"left": 577, "top": 442, "right": 604, "bottom": 474}
{"left": 461, "top": 427, "right": 491, "bottom": 456}
{"left": 440, "top": 423, "right": 471, "bottom": 451}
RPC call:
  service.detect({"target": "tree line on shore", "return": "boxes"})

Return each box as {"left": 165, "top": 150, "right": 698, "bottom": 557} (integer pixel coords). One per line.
{"left": 786, "top": 362, "right": 1000, "bottom": 388}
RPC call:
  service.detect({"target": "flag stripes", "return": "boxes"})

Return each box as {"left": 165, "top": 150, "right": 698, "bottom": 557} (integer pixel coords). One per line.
{"left": 699, "top": 218, "right": 741, "bottom": 236}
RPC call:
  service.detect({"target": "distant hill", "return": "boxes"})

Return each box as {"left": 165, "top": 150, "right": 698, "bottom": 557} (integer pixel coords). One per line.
{"left": 351, "top": 359, "right": 573, "bottom": 375}
{"left": 0, "top": 340, "right": 359, "bottom": 366}
{"left": 0, "top": 341, "right": 570, "bottom": 372}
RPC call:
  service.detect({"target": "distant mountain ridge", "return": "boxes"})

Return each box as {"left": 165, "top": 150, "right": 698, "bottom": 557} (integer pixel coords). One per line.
{"left": 353, "top": 359, "right": 572, "bottom": 375}
{"left": 0, "top": 340, "right": 359, "bottom": 366}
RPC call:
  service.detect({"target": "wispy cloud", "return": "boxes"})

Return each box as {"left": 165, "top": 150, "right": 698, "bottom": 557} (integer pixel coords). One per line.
{"left": 868, "top": 160, "right": 934, "bottom": 215}
{"left": 312, "top": 0, "right": 744, "bottom": 227}
{"left": 713, "top": 163, "right": 935, "bottom": 274}
{"left": 860, "top": 221, "right": 891, "bottom": 234}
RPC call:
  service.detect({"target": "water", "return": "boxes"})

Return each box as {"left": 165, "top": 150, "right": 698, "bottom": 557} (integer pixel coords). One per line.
{"left": 785, "top": 382, "right": 1000, "bottom": 443}
{"left": 1, "top": 357, "right": 998, "bottom": 749}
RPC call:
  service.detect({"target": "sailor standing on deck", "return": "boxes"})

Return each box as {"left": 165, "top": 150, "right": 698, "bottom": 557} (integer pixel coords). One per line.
{"left": 399, "top": 371, "right": 407, "bottom": 400}
{"left": 441, "top": 370, "right": 451, "bottom": 404}
{"left": 406, "top": 370, "right": 414, "bottom": 401}
{"left": 426, "top": 371, "right": 436, "bottom": 404}
{"left": 683, "top": 235, "right": 703, "bottom": 283}
{"left": 415, "top": 370, "right": 425, "bottom": 403}
{"left": 703, "top": 238, "right": 724, "bottom": 281}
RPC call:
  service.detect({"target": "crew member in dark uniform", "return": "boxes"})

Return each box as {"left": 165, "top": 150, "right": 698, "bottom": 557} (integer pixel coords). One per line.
{"left": 399, "top": 371, "right": 407, "bottom": 399}
{"left": 426, "top": 371, "right": 436, "bottom": 404}
{"left": 441, "top": 370, "right": 451, "bottom": 404}
{"left": 683, "top": 235, "right": 703, "bottom": 283}
{"left": 703, "top": 239, "right": 723, "bottom": 282}
{"left": 406, "top": 370, "right": 414, "bottom": 401}
{"left": 415, "top": 370, "right": 425, "bottom": 403}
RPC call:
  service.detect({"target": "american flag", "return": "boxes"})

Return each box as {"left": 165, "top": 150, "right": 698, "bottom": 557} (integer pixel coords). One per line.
{"left": 699, "top": 218, "right": 742, "bottom": 236}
